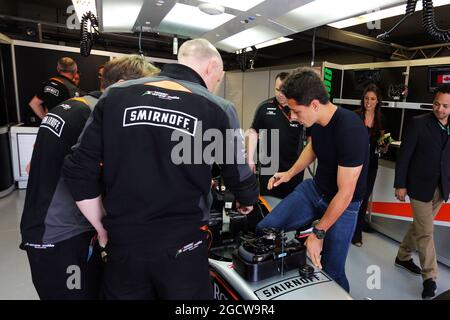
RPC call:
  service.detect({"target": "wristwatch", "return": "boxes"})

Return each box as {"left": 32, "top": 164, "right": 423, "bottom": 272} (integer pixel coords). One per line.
{"left": 312, "top": 226, "right": 326, "bottom": 240}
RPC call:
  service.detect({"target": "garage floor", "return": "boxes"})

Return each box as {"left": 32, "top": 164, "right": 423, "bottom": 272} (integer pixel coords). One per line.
{"left": 1, "top": 189, "right": 449, "bottom": 300}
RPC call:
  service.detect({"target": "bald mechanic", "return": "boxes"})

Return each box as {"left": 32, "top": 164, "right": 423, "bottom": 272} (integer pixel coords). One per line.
{"left": 62, "top": 39, "right": 259, "bottom": 300}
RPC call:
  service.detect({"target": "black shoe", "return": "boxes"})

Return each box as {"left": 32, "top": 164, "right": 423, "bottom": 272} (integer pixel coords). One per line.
{"left": 422, "top": 279, "right": 437, "bottom": 299}
{"left": 395, "top": 257, "right": 422, "bottom": 275}
{"left": 362, "top": 223, "right": 374, "bottom": 233}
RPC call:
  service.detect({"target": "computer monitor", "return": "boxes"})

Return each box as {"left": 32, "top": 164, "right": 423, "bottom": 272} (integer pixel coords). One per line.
{"left": 428, "top": 65, "right": 450, "bottom": 93}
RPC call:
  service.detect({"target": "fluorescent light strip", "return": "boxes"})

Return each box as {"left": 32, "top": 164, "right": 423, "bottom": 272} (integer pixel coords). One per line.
{"left": 217, "top": 25, "right": 284, "bottom": 52}
{"left": 159, "top": 3, "right": 234, "bottom": 38}
{"left": 329, "top": 0, "right": 450, "bottom": 29}
{"left": 273, "top": 0, "right": 406, "bottom": 33}
{"left": 198, "top": 0, "right": 265, "bottom": 12}
{"left": 240, "top": 37, "right": 293, "bottom": 53}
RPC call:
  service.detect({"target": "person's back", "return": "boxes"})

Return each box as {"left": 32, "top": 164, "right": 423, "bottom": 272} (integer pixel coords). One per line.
{"left": 62, "top": 39, "right": 258, "bottom": 299}
{"left": 21, "top": 55, "right": 159, "bottom": 300}
{"left": 89, "top": 72, "right": 254, "bottom": 243}
{"left": 21, "top": 95, "right": 97, "bottom": 246}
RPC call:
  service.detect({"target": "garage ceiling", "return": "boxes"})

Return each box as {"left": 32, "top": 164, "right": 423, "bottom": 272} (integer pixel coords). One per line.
{"left": 1, "top": 0, "right": 450, "bottom": 67}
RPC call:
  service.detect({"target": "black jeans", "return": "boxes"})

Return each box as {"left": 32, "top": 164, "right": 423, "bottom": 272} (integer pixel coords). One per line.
{"left": 102, "top": 228, "right": 212, "bottom": 300}
{"left": 352, "top": 165, "right": 378, "bottom": 243}
{"left": 25, "top": 231, "right": 103, "bottom": 300}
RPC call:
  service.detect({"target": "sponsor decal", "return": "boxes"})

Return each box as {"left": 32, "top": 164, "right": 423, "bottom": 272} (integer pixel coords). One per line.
{"left": 175, "top": 240, "right": 202, "bottom": 257}
{"left": 142, "top": 90, "right": 180, "bottom": 100}
{"left": 266, "top": 111, "right": 276, "bottom": 116}
{"left": 123, "top": 106, "right": 197, "bottom": 136}
{"left": 40, "top": 113, "right": 65, "bottom": 137}
{"left": 254, "top": 271, "right": 331, "bottom": 300}
{"left": 44, "top": 86, "right": 59, "bottom": 96}
{"left": 60, "top": 104, "right": 71, "bottom": 110}
{"left": 23, "top": 243, "right": 55, "bottom": 249}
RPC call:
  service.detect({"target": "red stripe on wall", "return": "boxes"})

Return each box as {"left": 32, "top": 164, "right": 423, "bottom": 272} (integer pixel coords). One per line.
{"left": 372, "top": 202, "right": 450, "bottom": 222}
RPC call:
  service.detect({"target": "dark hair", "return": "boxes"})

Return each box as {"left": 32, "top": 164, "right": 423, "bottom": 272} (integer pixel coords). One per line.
{"left": 356, "top": 83, "right": 383, "bottom": 135}
{"left": 275, "top": 72, "right": 289, "bottom": 82}
{"left": 280, "top": 67, "right": 329, "bottom": 105}
{"left": 435, "top": 84, "right": 450, "bottom": 95}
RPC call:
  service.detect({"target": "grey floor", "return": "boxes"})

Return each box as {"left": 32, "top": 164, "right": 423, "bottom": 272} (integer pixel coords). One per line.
{"left": 1, "top": 189, "right": 450, "bottom": 300}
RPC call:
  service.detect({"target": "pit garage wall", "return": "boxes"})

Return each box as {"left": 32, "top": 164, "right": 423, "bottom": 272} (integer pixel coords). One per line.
{"left": 223, "top": 65, "right": 322, "bottom": 130}
{"left": 324, "top": 58, "right": 450, "bottom": 267}
{"left": 8, "top": 40, "right": 176, "bottom": 188}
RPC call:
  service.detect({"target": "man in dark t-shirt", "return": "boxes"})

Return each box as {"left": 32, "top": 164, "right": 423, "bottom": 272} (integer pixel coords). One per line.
{"left": 257, "top": 67, "right": 369, "bottom": 293}
{"left": 247, "top": 72, "right": 306, "bottom": 198}
{"left": 28, "top": 57, "right": 82, "bottom": 123}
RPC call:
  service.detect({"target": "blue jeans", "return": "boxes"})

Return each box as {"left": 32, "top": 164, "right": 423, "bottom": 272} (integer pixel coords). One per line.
{"left": 256, "top": 179, "right": 361, "bottom": 292}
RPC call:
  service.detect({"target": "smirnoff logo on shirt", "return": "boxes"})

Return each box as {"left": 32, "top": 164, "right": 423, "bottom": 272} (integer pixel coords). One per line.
{"left": 44, "top": 86, "right": 59, "bottom": 96}
{"left": 40, "top": 113, "right": 65, "bottom": 137}
{"left": 123, "top": 106, "right": 198, "bottom": 136}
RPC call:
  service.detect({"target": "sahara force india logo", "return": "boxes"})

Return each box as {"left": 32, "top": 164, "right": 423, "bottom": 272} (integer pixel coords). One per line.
{"left": 123, "top": 106, "right": 198, "bottom": 136}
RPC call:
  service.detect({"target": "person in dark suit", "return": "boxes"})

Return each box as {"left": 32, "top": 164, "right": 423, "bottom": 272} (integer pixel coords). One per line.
{"left": 394, "top": 84, "right": 450, "bottom": 299}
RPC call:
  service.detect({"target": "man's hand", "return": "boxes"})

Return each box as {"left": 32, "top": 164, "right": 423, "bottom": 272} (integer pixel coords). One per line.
{"left": 248, "top": 162, "right": 257, "bottom": 174}
{"left": 267, "top": 171, "right": 292, "bottom": 190}
{"left": 236, "top": 202, "right": 254, "bottom": 215}
{"left": 305, "top": 234, "right": 323, "bottom": 269}
{"left": 395, "top": 188, "right": 407, "bottom": 202}
{"left": 25, "top": 161, "right": 31, "bottom": 175}
{"left": 97, "top": 227, "right": 108, "bottom": 248}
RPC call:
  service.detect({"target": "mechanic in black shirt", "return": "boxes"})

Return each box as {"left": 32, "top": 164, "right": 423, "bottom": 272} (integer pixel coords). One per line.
{"left": 256, "top": 67, "right": 369, "bottom": 292}
{"left": 248, "top": 72, "right": 307, "bottom": 198}
{"left": 28, "top": 57, "right": 82, "bottom": 121}
{"left": 62, "top": 39, "right": 259, "bottom": 300}
{"left": 20, "top": 55, "right": 159, "bottom": 300}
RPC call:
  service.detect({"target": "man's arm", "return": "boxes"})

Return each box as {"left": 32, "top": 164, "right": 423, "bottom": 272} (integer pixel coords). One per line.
{"left": 394, "top": 117, "right": 419, "bottom": 201}
{"left": 28, "top": 95, "right": 47, "bottom": 119}
{"left": 63, "top": 97, "right": 105, "bottom": 237}
{"left": 269, "top": 140, "right": 316, "bottom": 189}
{"left": 219, "top": 103, "right": 259, "bottom": 213}
{"left": 247, "top": 128, "right": 258, "bottom": 173}
{"left": 76, "top": 196, "right": 108, "bottom": 246}
{"left": 306, "top": 164, "right": 362, "bottom": 268}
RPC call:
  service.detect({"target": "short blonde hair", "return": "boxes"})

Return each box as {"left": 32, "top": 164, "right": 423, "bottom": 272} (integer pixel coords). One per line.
{"left": 101, "top": 55, "right": 160, "bottom": 89}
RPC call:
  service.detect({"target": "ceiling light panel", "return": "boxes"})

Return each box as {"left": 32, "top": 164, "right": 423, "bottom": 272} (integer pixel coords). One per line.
{"left": 198, "top": 0, "right": 266, "bottom": 12}
{"left": 158, "top": 3, "right": 235, "bottom": 38}
{"left": 329, "top": 0, "right": 450, "bottom": 29}
{"left": 242, "top": 37, "right": 293, "bottom": 52}
{"left": 216, "top": 25, "right": 284, "bottom": 52}
{"left": 273, "top": 0, "right": 406, "bottom": 33}
{"left": 101, "top": 0, "right": 144, "bottom": 32}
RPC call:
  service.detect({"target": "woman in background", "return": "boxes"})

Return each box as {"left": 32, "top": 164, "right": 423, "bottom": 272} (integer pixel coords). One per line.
{"left": 352, "top": 83, "right": 388, "bottom": 247}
